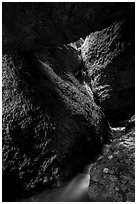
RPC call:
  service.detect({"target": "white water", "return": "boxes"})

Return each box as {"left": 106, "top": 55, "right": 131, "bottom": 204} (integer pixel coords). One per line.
{"left": 23, "top": 170, "right": 91, "bottom": 202}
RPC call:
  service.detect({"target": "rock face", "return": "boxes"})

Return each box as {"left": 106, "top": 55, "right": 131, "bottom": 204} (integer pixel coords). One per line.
{"left": 88, "top": 121, "right": 135, "bottom": 202}
{"left": 2, "top": 2, "right": 135, "bottom": 202}
{"left": 2, "top": 45, "right": 110, "bottom": 201}
{"left": 2, "top": 2, "right": 133, "bottom": 52}
{"left": 81, "top": 9, "right": 135, "bottom": 124}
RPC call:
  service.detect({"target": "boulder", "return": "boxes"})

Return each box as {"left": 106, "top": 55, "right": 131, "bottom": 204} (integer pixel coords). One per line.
{"left": 88, "top": 123, "right": 135, "bottom": 202}
{"left": 2, "top": 2, "right": 134, "bottom": 52}
{"left": 81, "top": 9, "right": 135, "bottom": 124}
{"left": 2, "top": 45, "right": 110, "bottom": 201}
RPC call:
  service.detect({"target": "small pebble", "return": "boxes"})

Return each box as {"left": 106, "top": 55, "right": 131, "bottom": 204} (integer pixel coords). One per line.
{"left": 115, "top": 186, "right": 119, "bottom": 191}
{"left": 103, "top": 168, "right": 109, "bottom": 174}
{"left": 108, "top": 155, "right": 113, "bottom": 159}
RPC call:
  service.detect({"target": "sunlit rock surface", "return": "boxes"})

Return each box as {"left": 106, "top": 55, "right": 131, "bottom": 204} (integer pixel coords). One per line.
{"left": 2, "top": 46, "right": 110, "bottom": 201}
{"left": 81, "top": 8, "right": 135, "bottom": 124}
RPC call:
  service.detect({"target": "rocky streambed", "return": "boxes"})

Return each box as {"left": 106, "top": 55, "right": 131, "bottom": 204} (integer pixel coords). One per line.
{"left": 20, "top": 121, "right": 134, "bottom": 202}
{"left": 2, "top": 2, "right": 135, "bottom": 202}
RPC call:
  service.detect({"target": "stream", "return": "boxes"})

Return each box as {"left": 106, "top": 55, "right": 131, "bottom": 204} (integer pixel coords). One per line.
{"left": 21, "top": 127, "right": 125, "bottom": 202}
{"left": 22, "top": 165, "right": 91, "bottom": 202}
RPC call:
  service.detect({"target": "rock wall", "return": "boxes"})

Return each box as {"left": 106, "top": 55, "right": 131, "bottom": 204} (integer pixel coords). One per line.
{"left": 88, "top": 118, "right": 135, "bottom": 201}
{"left": 2, "top": 2, "right": 135, "bottom": 202}
{"left": 81, "top": 9, "right": 135, "bottom": 124}
{"left": 2, "top": 45, "right": 110, "bottom": 201}
{"left": 2, "top": 2, "right": 133, "bottom": 52}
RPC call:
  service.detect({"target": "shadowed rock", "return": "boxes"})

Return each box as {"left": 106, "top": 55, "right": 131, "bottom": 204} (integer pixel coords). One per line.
{"left": 81, "top": 8, "right": 135, "bottom": 124}
{"left": 2, "top": 45, "right": 110, "bottom": 201}
{"left": 2, "top": 2, "right": 134, "bottom": 202}
{"left": 2, "top": 2, "right": 133, "bottom": 52}
{"left": 88, "top": 124, "right": 135, "bottom": 202}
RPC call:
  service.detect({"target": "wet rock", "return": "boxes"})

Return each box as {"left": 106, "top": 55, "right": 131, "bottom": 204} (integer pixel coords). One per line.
{"left": 88, "top": 124, "right": 135, "bottom": 202}
{"left": 2, "top": 45, "right": 110, "bottom": 200}
{"left": 2, "top": 2, "right": 133, "bottom": 52}
{"left": 81, "top": 8, "right": 135, "bottom": 124}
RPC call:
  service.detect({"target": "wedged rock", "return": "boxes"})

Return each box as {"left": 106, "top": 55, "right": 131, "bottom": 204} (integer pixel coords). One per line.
{"left": 2, "top": 45, "right": 110, "bottom": 201}
{"left": 2, "top": 2, "right": 133, "bottom": 52}
{"left": 81, "top": 9, "right": 135, "bottom": 124}
{"left": 88, "top": 124, "right": 135, "bottom": 202}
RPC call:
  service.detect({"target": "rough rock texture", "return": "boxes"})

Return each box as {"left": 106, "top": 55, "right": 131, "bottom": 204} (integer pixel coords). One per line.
{"left": 2, "top": 2, "right": 133, "bottom": 52}
{"left": 125, "top": 115, "right": 135, "bottom": 133}
{"left": 2, "top": 45, "right": 110, "bottom": 201}
{"left": 3, "top": 2, "right": 135, "bottom": 202}
{"left": 81, "top": 9, "right": 135, "bottom": 124}
{"left": 88, "top": 122, "right": 135, "bottom": 202}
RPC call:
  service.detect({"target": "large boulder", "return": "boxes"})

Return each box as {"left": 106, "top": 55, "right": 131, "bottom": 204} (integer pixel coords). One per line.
{"left": 2, "top": 45, "right": 110, "bottom": 201}
{"left": 88, "top": 122, "right": 135, "bottom": 202}
{"left": 2, "top": 2, "right": 134, "bottom": 52}
{"left": 81, "top": 9, "right": 135, "bottom": 124}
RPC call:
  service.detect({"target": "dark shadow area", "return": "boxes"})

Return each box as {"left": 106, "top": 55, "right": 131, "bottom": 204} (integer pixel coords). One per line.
{"left": 2, "top": 174, "right": 23, "bottom": 202}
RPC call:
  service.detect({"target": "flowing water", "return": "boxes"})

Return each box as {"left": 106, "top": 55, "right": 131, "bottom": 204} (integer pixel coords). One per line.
{"left": 22, "top": 166, "right": 91, "bottom": 202}
{"left": 22, "top": 127, "right": 125, "bottom": 202}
